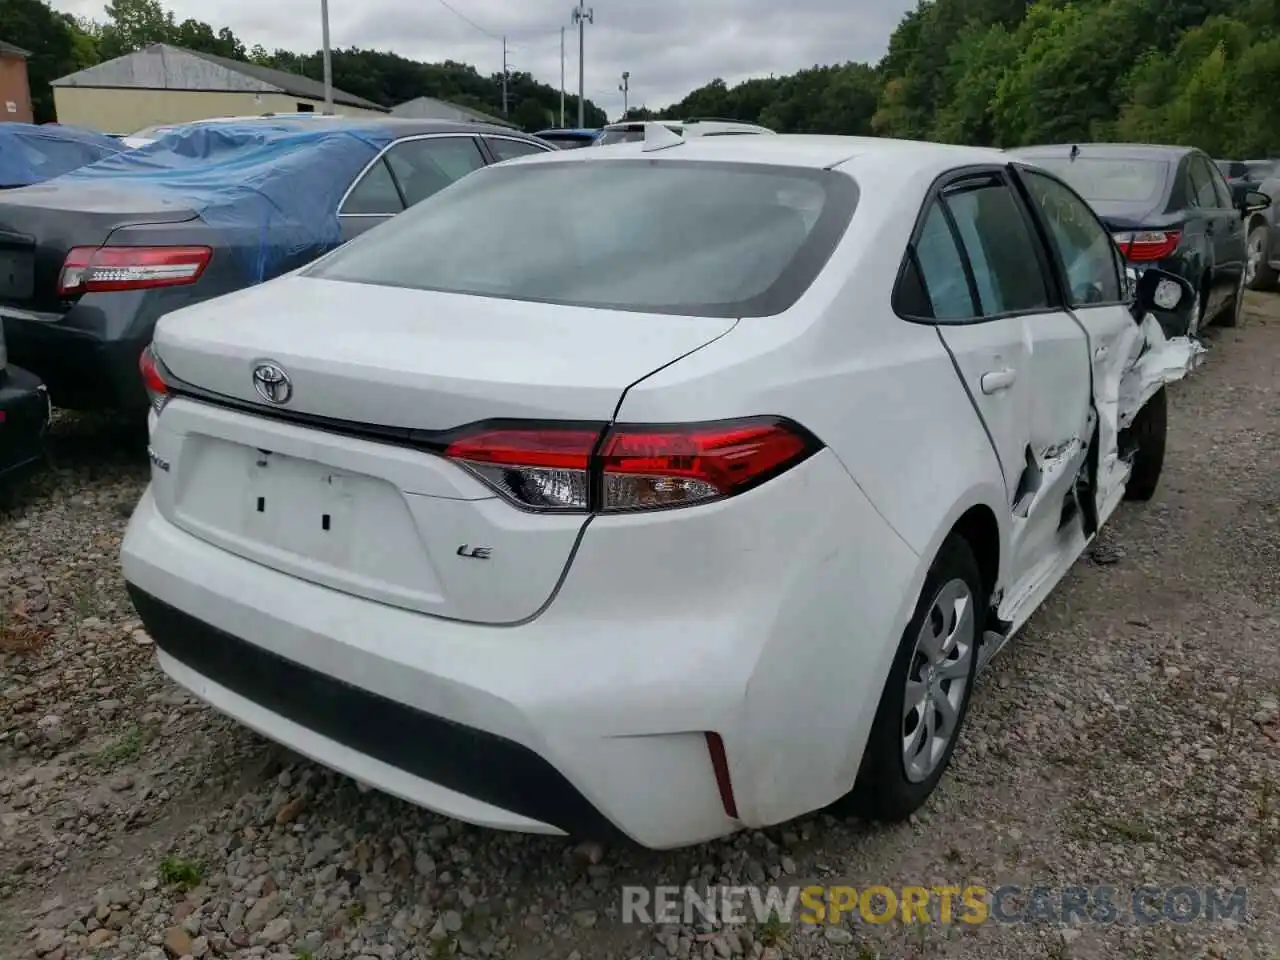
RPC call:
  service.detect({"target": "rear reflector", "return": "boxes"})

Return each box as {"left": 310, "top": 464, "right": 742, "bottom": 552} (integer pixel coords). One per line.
{"left": 138, "top": 344, "right": 170, "bottom": 414}
{"left": 1113, "top": 230, "right": 1180, "bottom": 262}
{"left": 705, "top": 733, "right": 739, "bottom": 820}
{"left": 442, "top": 416, "right": 821, "bottom": 514}
{"left": 59, "top": 245, "right": 212, "bottom": 296}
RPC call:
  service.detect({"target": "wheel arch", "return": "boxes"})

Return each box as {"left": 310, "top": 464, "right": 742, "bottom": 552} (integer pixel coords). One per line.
{"left": 949, "top": 503, "right": 1000, "bottom": 605}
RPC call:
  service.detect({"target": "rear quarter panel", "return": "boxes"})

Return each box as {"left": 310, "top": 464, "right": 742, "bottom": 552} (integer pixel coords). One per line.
{"left": 611, "top": 168, "right": 1008, "bottom": 819}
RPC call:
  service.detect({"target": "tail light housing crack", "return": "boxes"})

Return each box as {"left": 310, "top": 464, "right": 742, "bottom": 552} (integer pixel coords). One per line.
{"left": 441, "top": 416, "right": 822, "bottom": 514}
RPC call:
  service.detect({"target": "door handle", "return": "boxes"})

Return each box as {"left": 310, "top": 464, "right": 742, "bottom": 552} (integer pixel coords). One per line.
{"left": 980, "top": 368, "right": 1017, "bottom": 394}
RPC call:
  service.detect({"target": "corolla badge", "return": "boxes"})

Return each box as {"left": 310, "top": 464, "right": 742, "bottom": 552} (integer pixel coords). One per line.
{"left": 252, "top": 360, "right": 292, "bottom": 405}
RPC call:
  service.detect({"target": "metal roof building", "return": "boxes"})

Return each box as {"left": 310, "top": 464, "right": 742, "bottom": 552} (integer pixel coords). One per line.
{"left": 391, "top": 95, "right": 516, "bottom": 129}
{"left": 51, "top": 43, "right": 388, "bottom": 135}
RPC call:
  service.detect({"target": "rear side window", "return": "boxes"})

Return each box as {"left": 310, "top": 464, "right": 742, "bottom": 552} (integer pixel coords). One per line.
{"left": 342, "top": 159, "right": 403, "bottom": 215}
{"left": 308, "top": 159, "right": 858, "bottom": 318}
{"left": 487, "top": 137, "right": 548, "bottom": 161}
{"left": 943, "top": 181, "right": 1049, "bottom": 315}
{"left": 911, "top": 202, "right": 976, "bottom": 321}
{"left": 1188, "top": 157, "right": 1219, "bottom": 208}
{"left": 384, "top": 137, "right": 486, "bottom": 207}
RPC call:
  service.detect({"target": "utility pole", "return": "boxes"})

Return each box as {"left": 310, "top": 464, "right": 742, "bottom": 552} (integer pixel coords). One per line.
{"left": 619, "top": 70, "right": 629, "bottom": 118}
{"left": 571, "top": 1, "right": 593, "bottom": 128}
{"left": 501, "top": 36, "right": 509, "bottom": 116}
{"left": 559, "top": 27, "right": 565, "bottom": 127}
{"left": 320, "top": 0, "right": 333, "bottom": 114}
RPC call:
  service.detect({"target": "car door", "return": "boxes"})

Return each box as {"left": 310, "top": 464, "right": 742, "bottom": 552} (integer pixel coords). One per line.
{"left": 1186, "top": 152, "right": 1240, "bottom": 316}
{"left": 1013, "top": 167, "right": 1139, "bottom": 515}
{"left": 337, "top": 135, "right": 488, "bottom": 242}
{"left": 1204, "top": 153, "right": 1247, "bottom": 292}
{"left": 479, "top": 135, "right": 555, "bottom": 163}
{"left": 907, "top": 168, "right": 1093, "bottom": 581}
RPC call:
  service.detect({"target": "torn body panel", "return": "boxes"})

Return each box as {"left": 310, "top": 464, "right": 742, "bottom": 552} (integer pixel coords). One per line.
{"left": 1096, "top": 314, "right": 1205, "bottom": 520}
{"left": 983, "top": 309, "right": 1202, "bottom": 670}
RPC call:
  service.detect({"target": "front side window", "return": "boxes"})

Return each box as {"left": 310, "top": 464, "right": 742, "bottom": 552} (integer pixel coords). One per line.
{"left": 384, "top": 137, "right": 486, "bottom": 207}
{"left": 307, "top": 159, "right": 857, "bottom": 318}
{"left": 1019, "top": 169, "right": 1122, "bottom": 307}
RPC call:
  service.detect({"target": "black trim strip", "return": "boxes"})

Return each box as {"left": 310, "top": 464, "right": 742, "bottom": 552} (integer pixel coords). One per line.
{"left": 126, "top": 585, "right": 623, "bottom": 840}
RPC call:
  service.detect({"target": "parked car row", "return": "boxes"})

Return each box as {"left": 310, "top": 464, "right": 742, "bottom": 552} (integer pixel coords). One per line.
{"left": 0, "top": 121, "right": 1241, "bottom": 851}
{"left": 1012, "top": 143, "right": 1270, "bottom": 333}
{"left": 535, "top": 118, "right": 777, "bottom": 148}
{"left": 92, "top": 124, "right": 1205, "bottom": 850}
{"left": 0, "top": 117, "right": 554, "bottom": 416}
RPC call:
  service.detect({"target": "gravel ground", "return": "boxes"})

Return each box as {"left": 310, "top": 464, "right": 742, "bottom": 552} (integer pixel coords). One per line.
{"left": 2, "top": 296, "right": 1279, "bottom": 960}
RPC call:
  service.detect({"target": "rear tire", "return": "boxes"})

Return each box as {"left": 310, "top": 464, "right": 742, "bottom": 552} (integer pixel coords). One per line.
{"left": 838, "top": 534, "right": 984, "bottom": 821}
{"left": 1221, "top": 253, "right": 1249, "bottom": 328}
{"left": 1121, "top": 386, "right": 1167, "bottom": 502}
{"left": 1246, "top": 224, "right": 1277, "bottom": 292}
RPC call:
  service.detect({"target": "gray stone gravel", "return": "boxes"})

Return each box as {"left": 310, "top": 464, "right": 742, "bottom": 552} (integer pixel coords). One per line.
{"left": 3, "top": 297, "right": 1280, "bottom": 960}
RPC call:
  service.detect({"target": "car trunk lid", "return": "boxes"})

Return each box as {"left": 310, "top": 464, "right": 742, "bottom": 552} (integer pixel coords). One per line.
{"left": 147, "top": 275, "right": 737, "bottom": 623}
{"left": 0, "top": 182, "right": 197, "bottom": 312}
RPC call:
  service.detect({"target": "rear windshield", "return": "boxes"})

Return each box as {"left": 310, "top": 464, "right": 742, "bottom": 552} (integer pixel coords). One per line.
{"left": 1029, "top": 157, "right": 1168, "bottom": 204}
{"left": 595, "top": 125, "right": 680, "bottom": 145}
{"left": 307, "top": 159, "right": 858, "bottom": 317}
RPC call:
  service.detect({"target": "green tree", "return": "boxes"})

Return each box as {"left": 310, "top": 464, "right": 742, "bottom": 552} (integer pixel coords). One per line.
{"left": 512, "top": 98, "right": 548, "bottom": 130}
{"left": 97, "top": 0, "right": 176, "bottom": 59}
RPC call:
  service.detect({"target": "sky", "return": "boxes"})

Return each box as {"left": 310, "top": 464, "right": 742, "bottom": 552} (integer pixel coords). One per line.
{"left": 48, "top": 0, "right": 915, "bottom": 115}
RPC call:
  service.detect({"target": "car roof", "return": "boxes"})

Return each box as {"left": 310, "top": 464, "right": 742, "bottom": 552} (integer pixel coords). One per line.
{"left": 1010, "top": 143, "right": 1195, "bottom": 161}
{"left": 498, "top": 132, "right": 1009, "bottom": 174}
{"left": 142, "top": 116, "right": 537, "bottom": 140}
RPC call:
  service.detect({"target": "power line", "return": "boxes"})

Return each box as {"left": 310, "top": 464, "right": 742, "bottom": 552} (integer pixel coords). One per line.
{"left": 432, "top": 0, "right": 502, "bottom": 41}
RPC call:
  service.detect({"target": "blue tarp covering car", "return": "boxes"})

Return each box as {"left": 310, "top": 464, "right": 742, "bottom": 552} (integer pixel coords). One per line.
{"left": 0, "top": 123, "right": 126, "bottom": 188}
{"left": 57, "top": 120, "right": 399, "bottom": 282}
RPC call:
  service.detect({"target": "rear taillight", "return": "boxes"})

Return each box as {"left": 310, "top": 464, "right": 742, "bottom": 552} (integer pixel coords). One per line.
{"left": 138, "top": 344, "right": 169, "bottom": 414}
{"left": 1113, "top": 230, "right": 1180, "bottom": 262}
{"left": 442, "top": 417, "right": 821, "bottom": 513}
{"left": 58, "top": 245, "right": 212, "bottom": 297}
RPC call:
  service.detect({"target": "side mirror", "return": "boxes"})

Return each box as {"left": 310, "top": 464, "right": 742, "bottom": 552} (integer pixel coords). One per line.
{"left": 1130, "top": 267, "right": 1197, "bottom": 335}
{"left": 1244, "top": 189, "right": 1272, "bottom": 214}
{"left": 1233, "top": 181, "right": 1272, "bottom": 213}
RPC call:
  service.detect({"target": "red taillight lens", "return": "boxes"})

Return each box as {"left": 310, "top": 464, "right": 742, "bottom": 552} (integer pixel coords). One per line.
{"left": 138, "top": 344, "right": 169, "bottom": 413}
{"left": 599, "top": 418, "right": 815, "bottom": 511}
{"left": 444, "top": 427, "right": 599, "bottom": 511}
{"left": 441, "top": 417, "right": 820, "bottom": 513}
{"left": 58, "top": 245, "right": 212, "bottom": 297}
{"left": 1113, "top": 230, "right": 1180, "bottom": 262}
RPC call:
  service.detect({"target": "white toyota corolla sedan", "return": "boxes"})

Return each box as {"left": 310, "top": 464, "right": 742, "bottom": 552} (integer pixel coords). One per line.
{"left": 121, "top": 126, "right": 1202, "bottom": 849}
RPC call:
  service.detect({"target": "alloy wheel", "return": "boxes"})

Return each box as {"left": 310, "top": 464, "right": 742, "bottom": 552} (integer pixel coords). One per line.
{"left": 902, "top": 578, "right": 975, "bottom": 783}
{"left": 1246, "top": 232, "right": 1264, "bottom": 287}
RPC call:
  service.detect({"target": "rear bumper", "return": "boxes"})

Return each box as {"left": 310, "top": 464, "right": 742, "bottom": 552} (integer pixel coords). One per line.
{"left": 127, "top": 583, "right": 622, "bottom": 840}
{"left": 121, "top": 441, "right": 920, "bottom": 848}
{"left": 0, "top": 365, "right": 50, "bottom": 480}
{"left": 2, "top": 313, "right": 149, "bottom": 412}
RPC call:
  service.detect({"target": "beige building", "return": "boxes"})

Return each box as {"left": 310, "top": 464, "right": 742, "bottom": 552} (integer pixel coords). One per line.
{"left": 52, "top": 43, "right": 387, "bottom": 135}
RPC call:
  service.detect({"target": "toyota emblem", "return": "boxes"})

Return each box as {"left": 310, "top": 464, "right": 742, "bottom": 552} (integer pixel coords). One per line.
{"left": 252, "top": 361, "right": 293, "bottom": 405}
